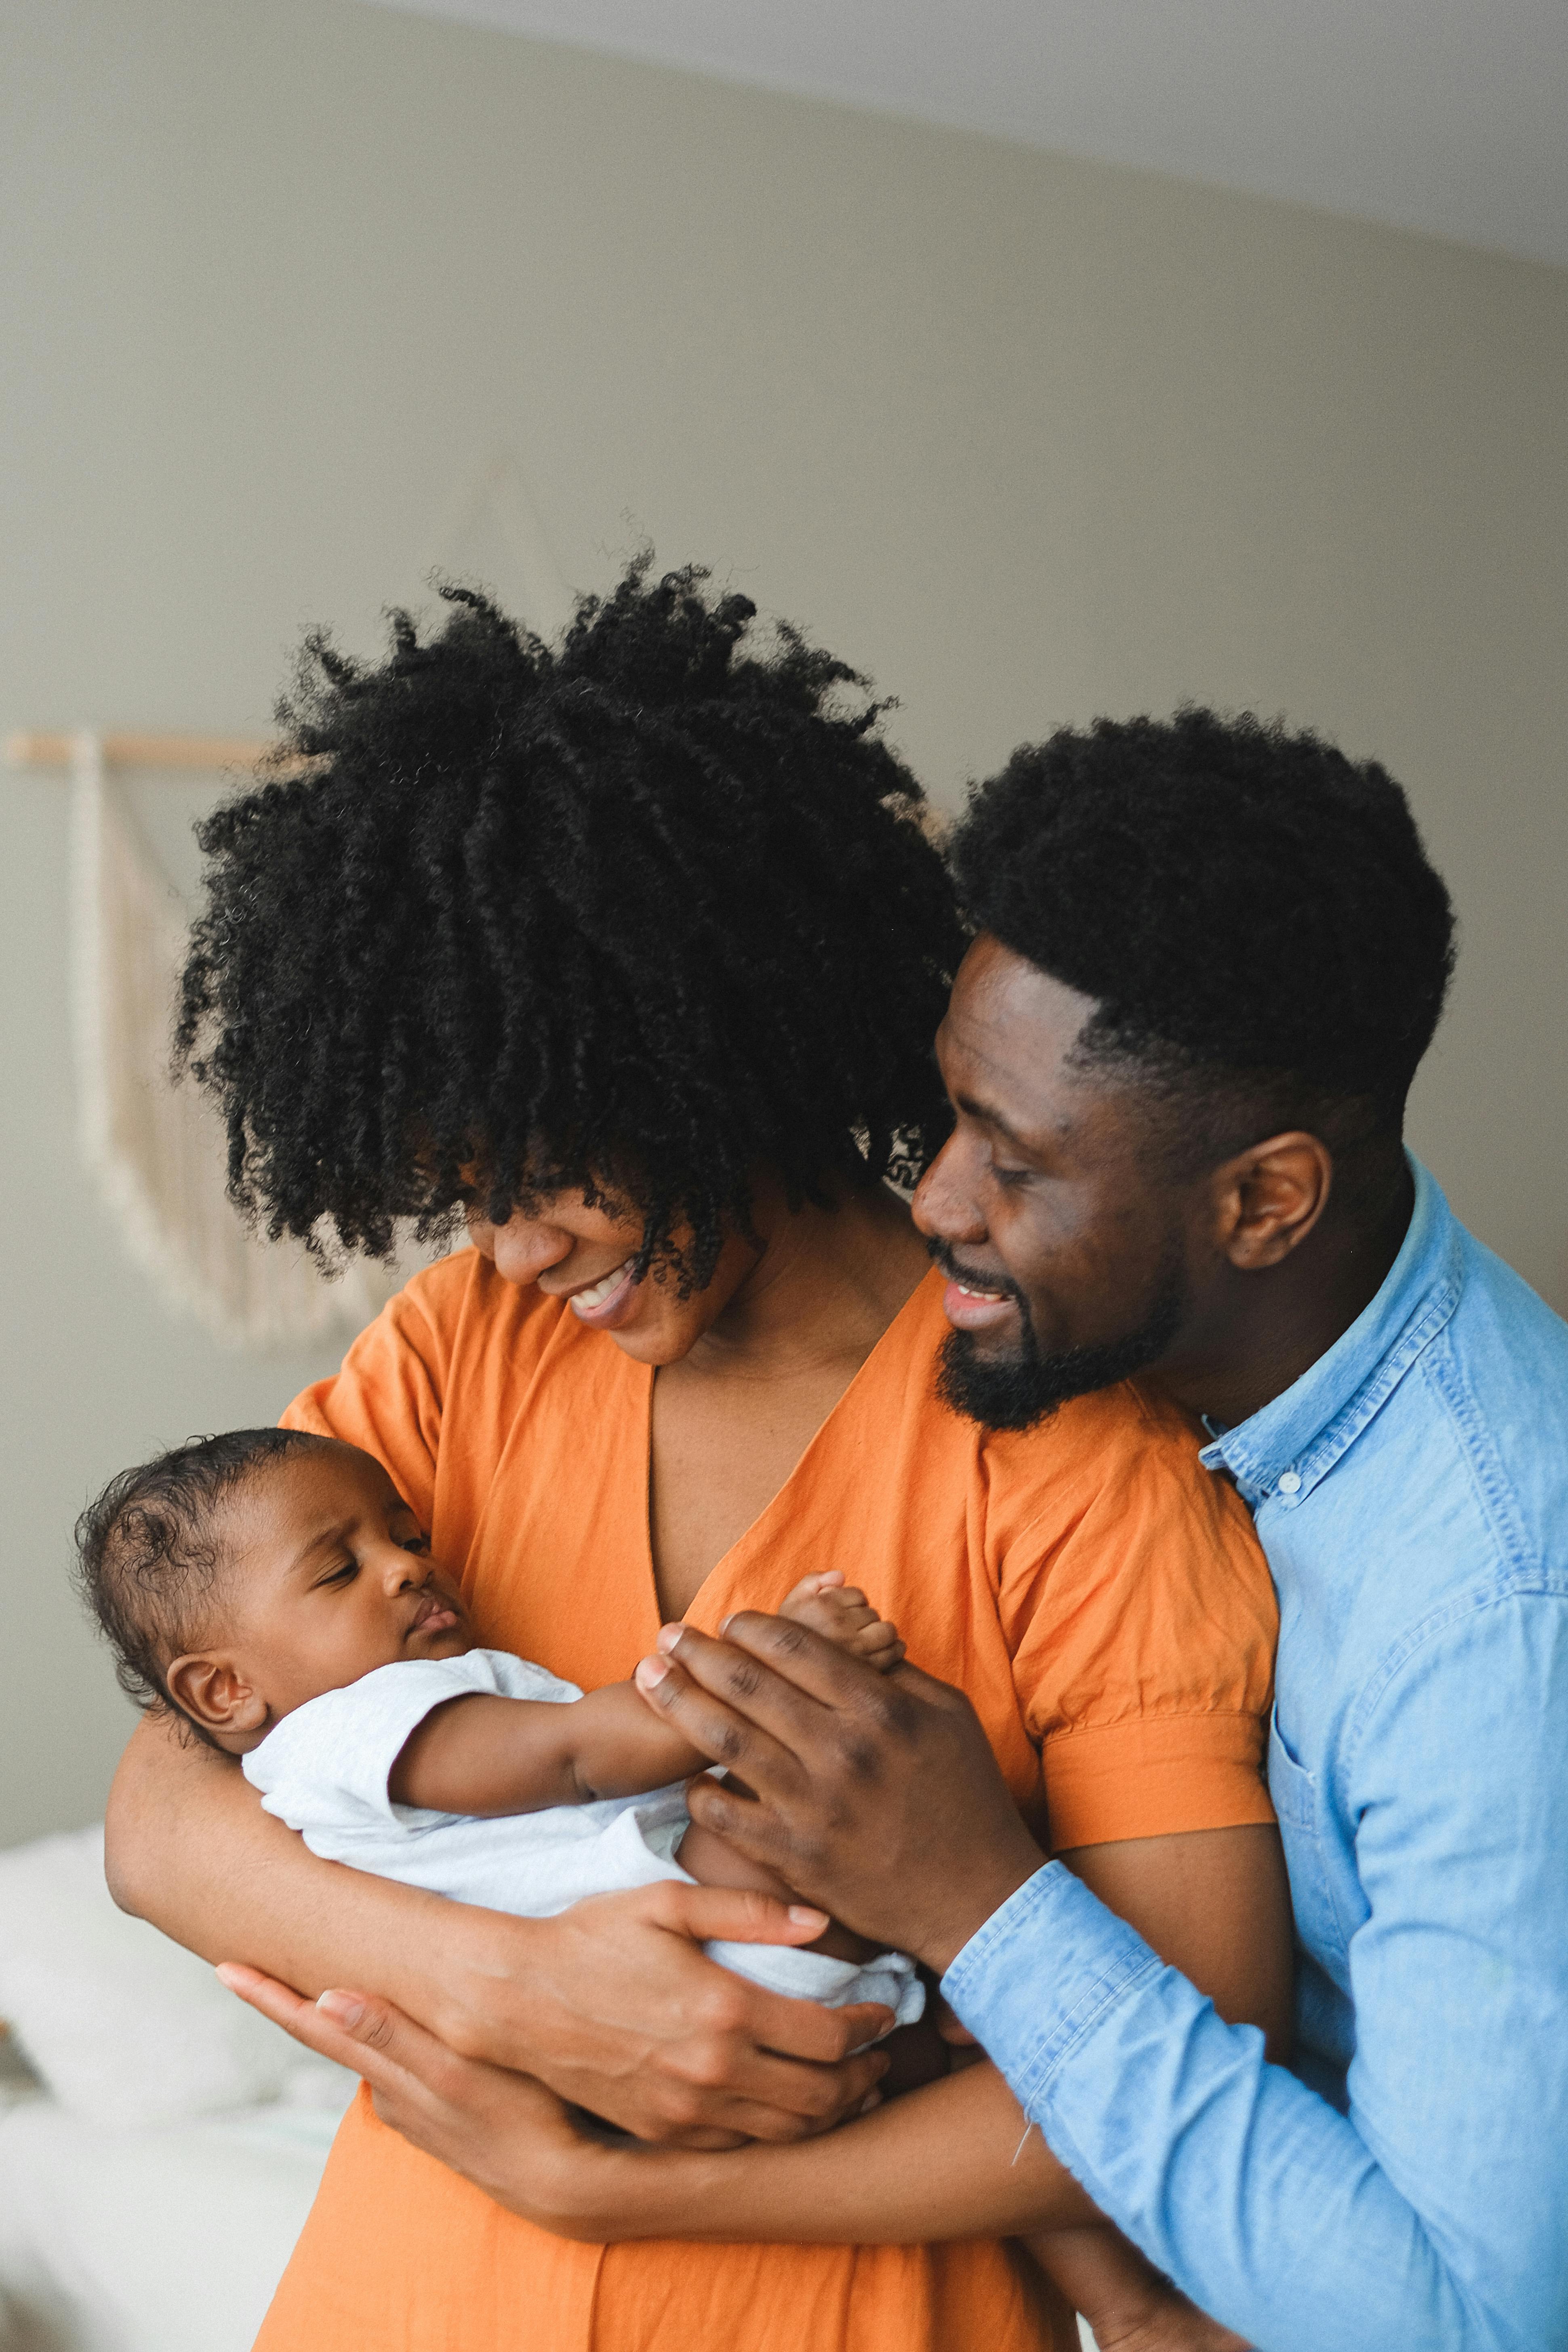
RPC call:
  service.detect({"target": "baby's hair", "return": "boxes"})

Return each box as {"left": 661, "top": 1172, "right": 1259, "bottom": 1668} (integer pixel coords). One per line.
{"left": 75, "top": 1428, "right": 330, "bottom": 1730}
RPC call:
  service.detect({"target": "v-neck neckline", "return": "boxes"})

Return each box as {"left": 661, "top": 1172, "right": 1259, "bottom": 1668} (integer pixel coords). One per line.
{"left": 635, "top": 1264, "right": 943, "bottom": 1628}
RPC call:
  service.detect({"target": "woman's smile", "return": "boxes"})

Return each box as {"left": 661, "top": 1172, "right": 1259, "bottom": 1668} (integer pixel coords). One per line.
{"left": 560, "top": 1256, "right": 640, "bottom": 1328}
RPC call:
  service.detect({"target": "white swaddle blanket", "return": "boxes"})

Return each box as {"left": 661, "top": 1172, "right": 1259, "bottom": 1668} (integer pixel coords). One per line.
{"left": 243, "top": 1648, "right": 924, "bottom": 2027}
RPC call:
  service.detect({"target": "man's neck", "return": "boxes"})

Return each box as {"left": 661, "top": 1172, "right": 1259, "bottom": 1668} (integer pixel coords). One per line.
{"left": 1153, "top": 1160, "right": 1416, "bottom": 1431}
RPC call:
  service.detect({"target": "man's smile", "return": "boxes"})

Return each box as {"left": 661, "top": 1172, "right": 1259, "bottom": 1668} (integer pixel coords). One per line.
{"left": 928, "top": 1245, "right": 1023, "bottom": 1335}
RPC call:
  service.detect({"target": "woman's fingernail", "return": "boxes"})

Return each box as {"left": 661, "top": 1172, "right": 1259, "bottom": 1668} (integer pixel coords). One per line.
{"left": 859, "top": 2090, "right": 883, "bottom": 2115}
{"left": 655, "top": 1622, "right": 684, "bottom": 1655}
{"left": 786, "top": 1904, "right": 828, "bottom": 1928}
{"left": 636, "top": 1656, "right": 670, "bottom": 1689}
{"left": 316, "top": 1990, "right": 365, "bottom": 2028}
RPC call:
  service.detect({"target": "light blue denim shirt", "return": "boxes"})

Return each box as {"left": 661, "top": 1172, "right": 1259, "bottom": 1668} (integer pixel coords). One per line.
{"left": 944, "top": 1159, "right": 1568, "bottom": 2351}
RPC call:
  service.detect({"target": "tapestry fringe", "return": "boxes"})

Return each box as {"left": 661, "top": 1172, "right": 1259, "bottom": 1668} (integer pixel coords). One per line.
{"left": 69, "top": 732, "right": 431, "bottom": 1349}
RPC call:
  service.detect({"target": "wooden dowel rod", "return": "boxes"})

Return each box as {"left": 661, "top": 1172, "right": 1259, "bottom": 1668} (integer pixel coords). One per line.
{"left": 4, "top": 730, "right": 274, "bottom": 772}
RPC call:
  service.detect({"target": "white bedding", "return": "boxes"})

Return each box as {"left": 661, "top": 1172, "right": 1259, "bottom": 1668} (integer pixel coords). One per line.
{"left": 0, "top": 2068, "right": 1104, "bottom": 2352}
{"left": 0, "top": 1820, "right": 1100, "bottom": 2352}
{"left": 0, "top": 2074, "right": 348, "bottom": 2352}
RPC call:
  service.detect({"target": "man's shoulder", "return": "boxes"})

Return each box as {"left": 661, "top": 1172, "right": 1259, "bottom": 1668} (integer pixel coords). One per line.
{"left": 1283, "top": 1227, "right": 1568, "bottom": 1747}
{"left": 1446, "top": 1226, "right": 1568, "bottom": 1411}
{"left": 1419, "top": 1226, "right": 1568, "bottom": 1563}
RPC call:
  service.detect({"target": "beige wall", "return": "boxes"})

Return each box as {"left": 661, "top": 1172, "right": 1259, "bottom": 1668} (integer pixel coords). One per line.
{"left": 2, "top": 0, "right": 1564, "bottom": 1845}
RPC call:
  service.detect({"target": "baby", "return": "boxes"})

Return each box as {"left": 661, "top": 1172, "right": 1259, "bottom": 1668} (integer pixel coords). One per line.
{"left": 76, "top": 1426, "right": 923, "bottom": 2028}
{"left": 80, "top": 1425, "right": 1246, "bottom": 2351}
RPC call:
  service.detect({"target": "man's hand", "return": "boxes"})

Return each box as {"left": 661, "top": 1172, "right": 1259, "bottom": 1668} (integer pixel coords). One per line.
{"left": 634, "top": 1615, "right": 1046, "bottom": 1972}
{"left": 423, "top": 1881, "right": 893, "bottom": 2147}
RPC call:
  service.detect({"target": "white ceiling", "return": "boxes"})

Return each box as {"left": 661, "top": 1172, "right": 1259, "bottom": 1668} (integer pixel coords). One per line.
{"left": 366, "top": 0, "right": 1568, "bottom": 269}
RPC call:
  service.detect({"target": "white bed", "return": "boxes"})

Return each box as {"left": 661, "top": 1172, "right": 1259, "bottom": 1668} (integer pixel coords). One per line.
{"left": 0, "top": 1826, "right": 352, "bottom": 2352}
{"left": 0, "top": 1826, "right": 1101, "bottom": 2352}
{"left": 0, "top": 2054, "right": 346, "bottom": 2352}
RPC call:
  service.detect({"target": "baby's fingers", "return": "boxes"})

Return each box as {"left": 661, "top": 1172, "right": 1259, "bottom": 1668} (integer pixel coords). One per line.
{"left": 783, "top": 1593, "right": 875, "bottom": 1638}
{"left": 779, "top": 1569, "right": 846, "bottom": 1614}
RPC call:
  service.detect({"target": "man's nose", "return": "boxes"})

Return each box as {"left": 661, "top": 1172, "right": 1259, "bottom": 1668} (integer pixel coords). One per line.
{"left": 912, "top": 1134, "right": 989, "bottom": 1247}
{"left": 472, "top": 1209, "right": 575, "bottom": 1290}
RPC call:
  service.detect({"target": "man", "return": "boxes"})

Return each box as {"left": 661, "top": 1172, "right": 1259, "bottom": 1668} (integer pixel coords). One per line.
{"left": 637, "top": 711, "right": 1568, "bottom": 2350}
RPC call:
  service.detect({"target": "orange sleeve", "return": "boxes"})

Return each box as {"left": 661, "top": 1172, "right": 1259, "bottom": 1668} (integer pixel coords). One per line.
{"left": 996, "top": 1390, "right": 1278, "bottom": 1851}
{"left": 280, "top": 1259, "right": 467, "bottom": 1531}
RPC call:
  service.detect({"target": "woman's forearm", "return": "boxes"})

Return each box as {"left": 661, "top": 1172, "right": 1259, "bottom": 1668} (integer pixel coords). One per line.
{"left": 571, "top": 2059, "right": 1099, "bottom": 2244}
{"left": 105, "top": 1715, "right": 891, "bottom": 2148}
{"left": 105, "top": 1710, "right": 467, "bottom": 2002}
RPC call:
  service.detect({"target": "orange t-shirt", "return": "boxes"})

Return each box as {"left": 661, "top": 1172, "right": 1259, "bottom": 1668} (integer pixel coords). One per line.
{"left": 257, "top": 1252, "right": 1276, "bottom": 2352}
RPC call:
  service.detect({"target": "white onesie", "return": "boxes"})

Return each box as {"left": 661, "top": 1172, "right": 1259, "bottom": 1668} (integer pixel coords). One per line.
{"left": 243, "top": 1647, "right": 924, "bottom": 2027}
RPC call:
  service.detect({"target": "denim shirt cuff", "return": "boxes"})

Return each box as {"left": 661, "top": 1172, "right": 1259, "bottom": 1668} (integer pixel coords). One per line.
{"left": 940, "top": 1859, "right": 1162, "bottom": 2111}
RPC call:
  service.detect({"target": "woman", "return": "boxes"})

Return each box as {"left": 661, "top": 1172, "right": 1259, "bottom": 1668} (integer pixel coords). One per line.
{"left": 107, "top": 564, "right": 1286, "bottom": 2352}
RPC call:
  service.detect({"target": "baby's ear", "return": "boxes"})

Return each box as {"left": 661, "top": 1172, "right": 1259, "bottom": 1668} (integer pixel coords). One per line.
{"left": 164, "top": 1654, "right": 269, "bottom": 1744}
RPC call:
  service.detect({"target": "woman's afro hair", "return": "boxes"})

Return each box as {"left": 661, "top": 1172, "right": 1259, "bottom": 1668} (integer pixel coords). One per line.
{"left": 177, "top": 559, "right": 965, "bottom": 1285}
{"left": 950, "top": 707, "right": 1456, "bottom": 1139}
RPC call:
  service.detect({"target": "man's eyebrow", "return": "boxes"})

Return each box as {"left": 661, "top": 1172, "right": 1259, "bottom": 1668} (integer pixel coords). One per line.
{"left": 951, "top": 1090, "right": 1041, "bottom": 1154}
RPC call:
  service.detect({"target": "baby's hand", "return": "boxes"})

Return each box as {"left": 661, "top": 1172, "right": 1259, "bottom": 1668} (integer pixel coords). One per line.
{"left": 779, "top": 1571, "right": 906, "bottom": 1675}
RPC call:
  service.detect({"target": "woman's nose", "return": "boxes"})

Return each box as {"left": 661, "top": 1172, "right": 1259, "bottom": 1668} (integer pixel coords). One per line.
{"left": 469, "top": 1209, "right": 575, "bottom": 1289}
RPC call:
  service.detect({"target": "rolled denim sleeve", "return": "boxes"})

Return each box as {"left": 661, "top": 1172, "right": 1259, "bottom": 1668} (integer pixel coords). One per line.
{"left": 943, "top": 1599, "right": 1568, "bottom": 2352}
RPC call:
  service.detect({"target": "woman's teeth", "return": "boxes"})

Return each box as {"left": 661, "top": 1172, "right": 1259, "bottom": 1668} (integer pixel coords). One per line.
{"left": 569, "top": 1258, "right": 635, "bottom": 1316}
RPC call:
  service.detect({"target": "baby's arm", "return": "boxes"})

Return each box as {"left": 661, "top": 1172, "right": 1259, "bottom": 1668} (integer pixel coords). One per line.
{"left": 389, "top": 1574, "right": 903, "bottom": 1817}
{"left": 387, "top": 1683, "right": 705, "bottom": 1816}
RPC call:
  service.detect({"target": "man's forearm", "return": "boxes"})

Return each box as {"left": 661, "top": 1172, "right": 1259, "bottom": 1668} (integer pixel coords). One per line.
{"left": 945, "top": 1865, "right": 1522, "bottom": 2352}
{"left": 568, "top": 2060, "right": 1100, "bottom": 2244}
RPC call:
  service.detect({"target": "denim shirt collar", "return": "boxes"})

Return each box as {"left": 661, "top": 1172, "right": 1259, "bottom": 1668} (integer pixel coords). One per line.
{"left": 1198, "top": 1154, "right": 1465, "bottom": 1510}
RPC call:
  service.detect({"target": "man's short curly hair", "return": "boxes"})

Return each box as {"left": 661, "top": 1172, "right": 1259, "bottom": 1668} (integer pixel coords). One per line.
{"left": 950, "top": 708, "right": 1455, "bottom": 1162}
{"left": 177, "top": 561, "right": 965, "bottom": 1285}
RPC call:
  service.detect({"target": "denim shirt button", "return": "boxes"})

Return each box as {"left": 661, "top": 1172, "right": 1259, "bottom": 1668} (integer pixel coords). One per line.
{"left": 1278, "top": 1470, "right": 1302, "bottom": 1495}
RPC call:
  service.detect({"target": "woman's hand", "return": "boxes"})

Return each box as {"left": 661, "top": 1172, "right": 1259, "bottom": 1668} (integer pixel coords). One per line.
{"left": 431, "top": 1883, "right": 893, "bottom": 2147}
{"left": 220, "top": 1962, "right": 1103, "bottom": 2250}
{"left": 220, "top": 1963, "right": 665, "bottom": 2239}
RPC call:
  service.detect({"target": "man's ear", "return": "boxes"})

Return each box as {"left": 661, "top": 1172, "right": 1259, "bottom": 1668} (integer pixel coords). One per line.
{"left": 164, "top": 1653, "right": 269, "bottom": 1743}
{"left": 1211, "top": 1131, "right": 1334, "bottom": 1271}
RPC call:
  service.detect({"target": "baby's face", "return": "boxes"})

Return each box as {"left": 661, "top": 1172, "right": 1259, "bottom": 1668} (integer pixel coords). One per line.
{"left": 200, "top": 1441, "right": 474, "bottom": 1738}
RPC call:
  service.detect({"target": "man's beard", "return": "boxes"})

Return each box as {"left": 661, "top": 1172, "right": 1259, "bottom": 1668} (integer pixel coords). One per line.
{"left": 933, "top": 1243, "right": 1188, "bottom": 1433}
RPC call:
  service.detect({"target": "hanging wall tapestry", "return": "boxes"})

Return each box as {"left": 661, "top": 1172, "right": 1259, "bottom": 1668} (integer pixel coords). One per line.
{"left": 69, "top": 731, "right": 429, "bottom": 1349}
